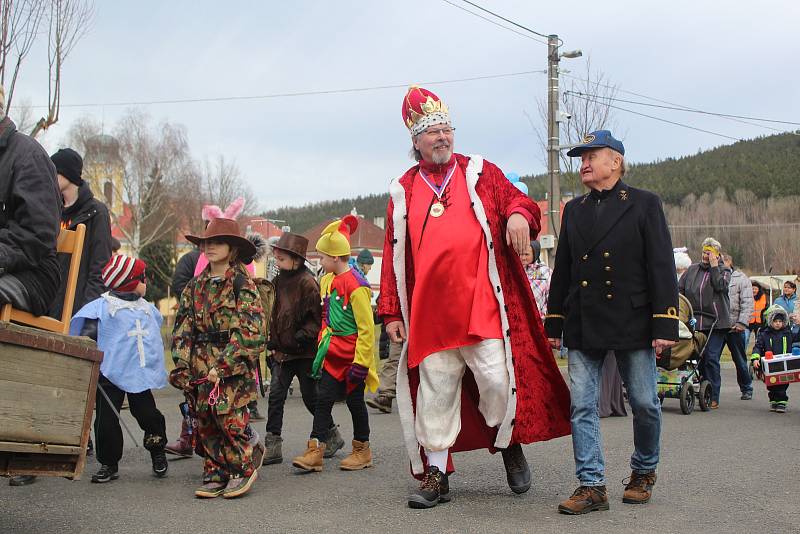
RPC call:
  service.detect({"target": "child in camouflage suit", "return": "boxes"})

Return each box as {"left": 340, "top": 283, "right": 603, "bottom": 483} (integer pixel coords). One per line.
{"left": 170, "top": 218, "right": 266, "bottom": 499}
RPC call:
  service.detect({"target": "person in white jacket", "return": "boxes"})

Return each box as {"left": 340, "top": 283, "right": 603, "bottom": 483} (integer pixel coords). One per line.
{"left": 722, "top": 254, "right": 754, "bottom": 400}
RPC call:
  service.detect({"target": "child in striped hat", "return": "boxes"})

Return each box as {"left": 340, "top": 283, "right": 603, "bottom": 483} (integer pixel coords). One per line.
{"left": 70, "top": 254, "right": 169, "bottom": 483}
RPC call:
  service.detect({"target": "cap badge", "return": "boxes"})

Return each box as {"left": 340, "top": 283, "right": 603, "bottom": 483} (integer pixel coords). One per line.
{"left": 582, "top": 133, "right": 596, "bottom": 143}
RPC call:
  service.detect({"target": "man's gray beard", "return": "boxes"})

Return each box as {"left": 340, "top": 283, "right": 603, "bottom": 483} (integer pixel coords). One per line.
{"left": 432, "top": 147, "right": 452, "bottom": 164}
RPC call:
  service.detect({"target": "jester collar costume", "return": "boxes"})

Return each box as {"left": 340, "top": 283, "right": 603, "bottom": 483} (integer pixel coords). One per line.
{"left": 314, "top": 267, "right": 379, "bottom": 392}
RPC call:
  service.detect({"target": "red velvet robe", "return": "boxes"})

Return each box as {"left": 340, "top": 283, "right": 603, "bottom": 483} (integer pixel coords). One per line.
{"left": 378, "top": 153, "right": 571, "bottom": 476}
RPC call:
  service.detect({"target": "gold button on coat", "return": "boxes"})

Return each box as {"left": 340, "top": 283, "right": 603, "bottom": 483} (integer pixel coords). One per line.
{"left": 582, "top": 254, "right": 588, "bottom": 261}
{"left": 603, "top": 252, "right": 610, "bottom": 258}
{"left": 604, "top": 266, "right": 612, "bottom": 272}
{"left": 581, "top": 280, "right": 588, "bottom": 287}
{"left": 606, "top": 294, "right": 613, "bottom": 300}
{"left": 605, "top": 280, "right": 612, "bottom": 286}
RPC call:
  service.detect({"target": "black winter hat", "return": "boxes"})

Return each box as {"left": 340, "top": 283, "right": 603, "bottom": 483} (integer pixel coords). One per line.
{"left": 51, "top": 148, "right": 83, "bottom": 186}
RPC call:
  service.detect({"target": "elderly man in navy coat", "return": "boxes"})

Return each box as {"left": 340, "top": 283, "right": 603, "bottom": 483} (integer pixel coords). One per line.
{"left": 545, "top": 131, "right": 678, "bottom": 514}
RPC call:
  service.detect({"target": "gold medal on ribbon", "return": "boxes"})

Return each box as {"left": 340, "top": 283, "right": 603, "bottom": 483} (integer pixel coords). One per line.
{"left": 430, "top": 202, "right": 445, "bottom": 218}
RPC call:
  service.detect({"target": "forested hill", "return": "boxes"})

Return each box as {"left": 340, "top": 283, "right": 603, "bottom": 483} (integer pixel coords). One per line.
{"left": 625, "top": 132, "right": 800, "bottom": 204}
{"left": 262, "top": 132, "right": 799, "bottom": 232}
{"left": 262, "top": 194, "right": 391, "bottom": 234}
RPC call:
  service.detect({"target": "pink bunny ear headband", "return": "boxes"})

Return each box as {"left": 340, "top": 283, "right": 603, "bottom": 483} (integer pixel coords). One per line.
{"left": 201, "top": 197, "right": 245, "bottom": 222}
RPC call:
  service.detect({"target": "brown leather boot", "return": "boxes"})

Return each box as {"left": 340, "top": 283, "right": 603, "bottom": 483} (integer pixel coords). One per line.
{"left": 557, "top": 485, "right": 609, "bottom": 515}
{"left": 291, "top": 439, "right": 326, "bottom": 472}
{"left": 622, "top": 471, "right": 657, "bottom": 504}
{"left": 339, "top": 440, "right": 373, "bottom": 471}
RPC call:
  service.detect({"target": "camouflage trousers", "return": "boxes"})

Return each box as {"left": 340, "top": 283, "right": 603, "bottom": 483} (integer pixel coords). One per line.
{"left": 196, "top": 405, "right": 254, "bottom": 483}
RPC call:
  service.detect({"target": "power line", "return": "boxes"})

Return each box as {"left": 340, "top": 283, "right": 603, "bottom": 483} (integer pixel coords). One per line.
{"left": 568, "top": 91, "right": 741, "bottom": 141}
{"left": 560, "top": 72, "right": 790, "bottom": 133}
{"left": 456, "top": 0, "right": 553, "bottom": 41}
{"left": 565, "top": 90, "right": 800, "bottom": 126}
{"left": 43, "top": 70, "right": 546, "bottom": 109}
{"left": 440, "top": 0, "right": 547, "bottom": 44}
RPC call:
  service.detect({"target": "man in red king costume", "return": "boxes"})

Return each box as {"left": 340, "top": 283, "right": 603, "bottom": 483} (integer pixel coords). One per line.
{"left": 378, "top": 86, "right": 571, "bottom": 509}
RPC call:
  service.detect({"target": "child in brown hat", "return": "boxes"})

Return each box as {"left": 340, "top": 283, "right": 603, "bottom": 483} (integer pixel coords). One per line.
{"left": 261, "top": 232, "right": 344, "bottom": 465}
{"left": 169, "top": 218, "right": 266, "bottom": 499}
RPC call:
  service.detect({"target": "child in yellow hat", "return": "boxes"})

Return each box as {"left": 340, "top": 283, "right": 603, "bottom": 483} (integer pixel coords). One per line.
{"left": 292, "top": 215, "right": 379, "bottom": 472}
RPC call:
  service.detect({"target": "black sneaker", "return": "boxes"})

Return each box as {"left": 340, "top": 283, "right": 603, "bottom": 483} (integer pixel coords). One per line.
{"left": 501, "top": 444, "right": 531, "bottom": 494}
{"left": 770, "top": 402, "right": 778, "bottom": 412}
{"left": 740, "top": 392, "right": 752, "bottom": 400}
{"left": 775, "top": 403, "right": 787, "bottom": 413}
{"left": 151, "top": 449, "right": 169, "bottom": 478}
{"left": 408, "top": 466, "right": 451, "bottom": 509}
{"left": 8, "top": 475, "right": 37, "bottom": 486}
{"left": 91, "top": 465, "right": 119, "bottom": 483}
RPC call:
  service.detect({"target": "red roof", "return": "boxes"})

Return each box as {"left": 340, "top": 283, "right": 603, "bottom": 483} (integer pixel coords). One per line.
{"left": 110, "top": 203, "right": 132, "bottom": 240}
{"left": 302, "top": 217, "right": 385, "bottom": 254}
{"left": 110, "top": 207, "right": 281, "bottom": 247}
{"left": 240, "top": 217, "right": 282, "bottom": 239}
{"left": 534, "top": 199, "right": 565, "bottom": 235}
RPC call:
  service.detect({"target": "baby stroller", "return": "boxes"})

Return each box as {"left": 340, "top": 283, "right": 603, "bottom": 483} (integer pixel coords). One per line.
{"left": 656, "top": 294, "right": 714, "bottom": 414}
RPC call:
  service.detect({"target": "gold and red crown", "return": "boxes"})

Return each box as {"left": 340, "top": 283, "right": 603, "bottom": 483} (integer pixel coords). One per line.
{"left": 402, "top": 85, "right": 450, "bottom": 134}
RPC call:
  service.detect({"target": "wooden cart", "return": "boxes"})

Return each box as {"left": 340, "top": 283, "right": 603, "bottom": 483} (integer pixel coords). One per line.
{"left": 0, "top": 322, "right": 101, "bottom": 480}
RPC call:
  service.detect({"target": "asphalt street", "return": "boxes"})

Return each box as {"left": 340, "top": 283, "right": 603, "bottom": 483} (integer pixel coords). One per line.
{"left": 2, "top": 365, "right": 798, "bottom": 534}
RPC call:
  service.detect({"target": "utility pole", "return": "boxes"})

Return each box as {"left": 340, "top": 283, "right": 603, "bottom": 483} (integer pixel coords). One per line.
{"left": 547, "top": 34, "right": 561, "bottom": 242}
{"left": 546, "top": 36, "right": 582, "bottom": 249}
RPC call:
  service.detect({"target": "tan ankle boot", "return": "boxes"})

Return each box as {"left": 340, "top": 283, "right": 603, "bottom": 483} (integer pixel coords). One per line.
{"left": 291, "top": 439, "right": 326, "bottom": 472}
{"left": 339, "top": 440, "right": 373, "bottom": 471}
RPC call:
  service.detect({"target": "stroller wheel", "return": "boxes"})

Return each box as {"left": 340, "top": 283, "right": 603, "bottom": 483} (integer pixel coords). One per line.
{"left": 698, "top": 381, "right": 712, "bottom": 411}
{"left": 679, "top": 383, "right": 695, "bottom": 415}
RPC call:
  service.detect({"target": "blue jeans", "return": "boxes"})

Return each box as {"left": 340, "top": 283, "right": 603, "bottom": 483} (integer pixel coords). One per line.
{"left": 724, "top": 330, "right": 752, "bottom": 394}
{"left": 699, "top": 331, "right": 726, "bottom": 403}
{"left": 568, "top": 348, "right": 661, "bottom": 486}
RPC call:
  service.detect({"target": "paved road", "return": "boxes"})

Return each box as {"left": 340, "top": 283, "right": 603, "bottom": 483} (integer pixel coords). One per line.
{"left": 3, "top": 366, "right": 798, "bottom": 534}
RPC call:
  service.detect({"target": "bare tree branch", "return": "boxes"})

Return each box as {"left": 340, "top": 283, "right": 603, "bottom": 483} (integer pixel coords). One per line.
{"left": 0, "top": 0, "right": 46, "bottom": 111}
{"left": 30, "top": 0, "right": 92, "bottom": 137}
{"left": 532, "top": 57, "right": 620, "bottom": 196}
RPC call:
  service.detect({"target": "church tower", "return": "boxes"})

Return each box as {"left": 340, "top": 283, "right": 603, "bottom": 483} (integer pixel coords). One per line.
{"left": 82, "top": 134, "right": 124, "bottom": 216}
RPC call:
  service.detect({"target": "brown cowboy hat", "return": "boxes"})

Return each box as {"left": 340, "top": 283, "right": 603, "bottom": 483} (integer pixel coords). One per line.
{"left": 185, "top": 217, "right": 256, "bottom": 259}
{"left": 271, "top": 232, "right": 309, "bottom": 262}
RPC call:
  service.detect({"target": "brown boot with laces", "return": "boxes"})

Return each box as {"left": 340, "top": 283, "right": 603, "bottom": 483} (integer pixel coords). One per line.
{"left": 622, "top": 470, "right": 657, "bottom": 504}
{"left": 291, "top": 439, "right": 326, "bottom": 472}
{"left": 339, "top": 440, "right": 373, "bottom": 470}
{"left": 557, "top": 485, "right": 609, "bottom": 515}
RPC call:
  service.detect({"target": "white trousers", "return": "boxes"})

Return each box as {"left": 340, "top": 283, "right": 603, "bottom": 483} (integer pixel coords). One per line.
{"left": 415, "top": 338, "right": 509, "bottom": 451}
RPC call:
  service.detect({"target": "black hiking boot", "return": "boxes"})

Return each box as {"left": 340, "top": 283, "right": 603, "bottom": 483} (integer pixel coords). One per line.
{"left": 501, "top": 444, "right": 531, "bottom": 494}
{"left": 408, "top": 466, "right": 451, "bottom": 509}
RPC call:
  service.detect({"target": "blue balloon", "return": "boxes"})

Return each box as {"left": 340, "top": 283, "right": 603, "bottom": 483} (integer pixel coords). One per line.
{"left": 506, "top": 172, "right": 520, "bottom": 183}
{"left": 514, "top": 182, "right": 528, "bottom": 195}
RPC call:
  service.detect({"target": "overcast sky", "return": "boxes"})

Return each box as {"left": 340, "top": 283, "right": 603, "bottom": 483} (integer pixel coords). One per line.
{"left": 12, "top": 0, "right": 800, "bottom": 211}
